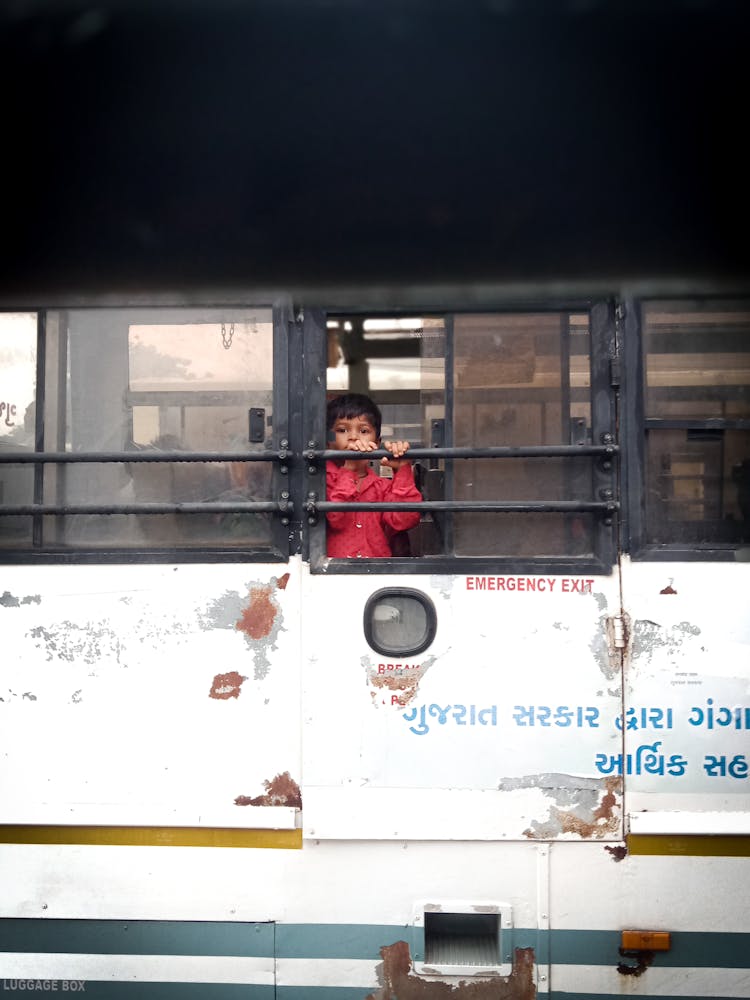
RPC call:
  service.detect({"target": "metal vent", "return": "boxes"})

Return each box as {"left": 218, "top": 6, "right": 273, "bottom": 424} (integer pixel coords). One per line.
{"left": 424, "top": 912, "right": 501, "bottom": 967}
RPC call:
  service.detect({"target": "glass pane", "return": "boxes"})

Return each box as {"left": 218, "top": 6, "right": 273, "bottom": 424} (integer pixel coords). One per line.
{"left": 646, "top": 429, "right": 750, "bottom": 545}
{"left": 643, "top": 302, "right": 750, "bottom": 420}
{"left": 0, "top": 313, "right": 36, "bottom": 545}
{"left": 370, "top": 594, "right": 430, "bottom": 654}
{"left": 44, "top": 308, "right": 274, "bottom": 548}
{"left": 452, "top": 312, "right": 592, "bottom": 557}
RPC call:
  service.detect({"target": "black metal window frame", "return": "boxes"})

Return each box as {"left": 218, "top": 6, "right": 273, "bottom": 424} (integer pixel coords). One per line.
{"left": 0, "top": 304, "right": 293, "bottom": 565}
{"left": 622, "top": 295, "right": 750, "bottom": 561}
{"left": 304, "top": 301, "right": 620, "bottom": 576}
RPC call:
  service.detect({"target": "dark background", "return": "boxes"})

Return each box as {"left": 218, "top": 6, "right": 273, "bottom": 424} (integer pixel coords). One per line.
{"left": 2, "top": 0, "right": 749, "bottom": 303}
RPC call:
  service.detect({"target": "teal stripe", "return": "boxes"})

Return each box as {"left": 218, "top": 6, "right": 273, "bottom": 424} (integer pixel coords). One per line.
{"left": 549, "top": 929, "right": 750, "bottom": 969}
{"left": 0, "top": 986, "right": 271, "bottom": 999}
{"left": 2, "top": 920, "right": 749, "bottom": 973}
{"left": 275, "top": 923, "right": 411, "bottom": 959}
{"left": 0, "top": 920, "right": 273, "bottom": 957}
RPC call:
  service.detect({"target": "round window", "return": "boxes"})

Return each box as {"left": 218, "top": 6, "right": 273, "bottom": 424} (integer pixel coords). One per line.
{"left": 363, "top": 588, "right": 437, "bottom": 657}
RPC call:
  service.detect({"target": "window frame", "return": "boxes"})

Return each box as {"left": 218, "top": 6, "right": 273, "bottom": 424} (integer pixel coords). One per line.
{"left": 305, "top": 300, "right": 620, "bottom": 576}
{"left": 0, "top": 304, "right": 293, "bottom": 565}
{"left": 622, "top": 295, "right": 750, "bottom": 561}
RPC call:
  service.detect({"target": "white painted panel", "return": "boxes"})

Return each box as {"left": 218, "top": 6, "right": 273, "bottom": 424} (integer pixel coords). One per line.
{"left": 629, "top": 810, "right": 750, "bottom": 834}
{"left": 0, "top": 563, "right": 301, "bottom": 828}
{"left": 620, "top": 558, "right": 750, "bottom": 819}
{"left": 0, "top": 954, "right": 274, "bottom": 985}
{"left": 552, "top": 964, "right": 750, "bottom": 998}
{"left": 303, "top": 570, "right": 623, "bottom": 840}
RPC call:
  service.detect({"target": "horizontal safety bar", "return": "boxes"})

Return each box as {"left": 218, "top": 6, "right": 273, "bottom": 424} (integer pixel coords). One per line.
{"left": 306, "top": 444, "right": 617, "bottom": 461}
{"left": 311, "top": 500, "right": 619, "bottom": 514}
{"left": 0, "top": 450, "right": 286, "bottom": 464}
{"left": 0, "top": 501, "right": 288, "bottom": 516}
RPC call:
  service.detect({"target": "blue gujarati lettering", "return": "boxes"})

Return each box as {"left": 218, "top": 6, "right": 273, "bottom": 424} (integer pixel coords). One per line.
{"left": 689, "top": 699, "right": 750, "bottom": 730}
{"left": 402, "top": 703, "right": 498, "bottom": 736}
{"left": 703, "top": 754, "right": 749, "bottom": 779}
{"left": 513, "top": 705, "right": 599, "bottom": 727}
{"left": 594, "top": 741, "right": 688, "bottom": 777}
{"left": 615, "top": 707, "right": 674, "bottom": 731}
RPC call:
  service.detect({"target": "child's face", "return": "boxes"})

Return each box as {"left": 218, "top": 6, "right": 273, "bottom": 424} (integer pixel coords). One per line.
{"left": 330, "top": 414, "right": 379, "bottom": 451}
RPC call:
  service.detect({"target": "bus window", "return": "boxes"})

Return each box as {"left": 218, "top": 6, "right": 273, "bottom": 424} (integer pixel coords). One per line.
{"left": 324, "top": 308, "right": 611, "bottom": 565}
{"left": 642, "top": 301, "right": 750, "bottom": 549}
{"left": 1, "top": 308, "right": 280, "bottom": 555}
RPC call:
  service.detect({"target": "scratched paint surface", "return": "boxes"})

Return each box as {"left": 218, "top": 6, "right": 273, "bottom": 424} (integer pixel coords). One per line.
{"left": 0, "top": 564, "right": 300, "bottom": 826}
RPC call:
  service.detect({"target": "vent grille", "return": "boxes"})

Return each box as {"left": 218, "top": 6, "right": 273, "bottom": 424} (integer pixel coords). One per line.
{"left": 424, "top": 912, "right": 500, "bottom": 967}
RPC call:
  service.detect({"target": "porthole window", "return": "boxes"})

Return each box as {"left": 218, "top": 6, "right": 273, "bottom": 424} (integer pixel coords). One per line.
{"left": 363, "top": 588, "right": 437, "bottom": 657}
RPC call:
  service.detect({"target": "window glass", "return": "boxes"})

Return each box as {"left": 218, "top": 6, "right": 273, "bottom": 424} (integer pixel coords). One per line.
{"left": 643, "top": 302, "right": 750, "bottom": 547}
{"left": 452, "top": 312, "right": 593, "bottom": 557}
{"left": 0, "top": 313, "right": 37, "bottom": 545}
{"left": 36, "top": 308, "right": 275, "bottom": 550}
{"left": 325, "top": 311, "right": 597, "bottom": 560}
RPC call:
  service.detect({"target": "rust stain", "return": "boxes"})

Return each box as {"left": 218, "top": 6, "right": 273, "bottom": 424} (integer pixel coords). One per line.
{"left": 234, "top": 771, "right": 302, "bottom": 809}
{"left": 366, "top": 944, "right": 536, "bottom": 1000}
{"left": 524, "top": 777, "right": 622, "bottom": 840}
{"left": 209, "top": 670, "right": 247, "bottom": 700}
{"left": 605, "top": 843, "right": 628, "bottom": 862}
{"left": 660, "top": 584, "right": 677, "bottom": 595}
{"left": 236, "top": 584, "right": 278, "bottom": 641}
{"left": 370, "top": 673, "right": 421, "bottom": 705}
{"left": 276, "top": 572, "right": 290, "bottom": 590}
{"left": 617, "top": 949, "right": 654, "bottom": 976}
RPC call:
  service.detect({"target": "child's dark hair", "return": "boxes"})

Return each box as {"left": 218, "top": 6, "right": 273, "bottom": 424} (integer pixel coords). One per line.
{"left": 326, "top": 393, "right": 382, "bottom": 438}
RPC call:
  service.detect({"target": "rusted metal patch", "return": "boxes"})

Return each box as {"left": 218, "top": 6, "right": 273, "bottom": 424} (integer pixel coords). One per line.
{"left": 234, "top": 770, "right": 302, "bottom": 808}
{"left": 364, "top": 655, "right": 437, "bottom": 708}
{"left": 209, "top": 670, "right": 247, "bottom": 700}
{"left": 366, "top": 943, "right": 536, "bottom": 1000}
{"left": 660, "top": 582, "right": 677, "bottom": 595}
{"left": 605, "top": 843, "right": 628, "bottom": 862}
{"left": 617, "top": 949, "right": 654, "bottom": 976}
{"left": 201, "top": 575, "right": 287, "bottom": 680}
{"left": 498, "top": 774, "right": 622, "bottom": 840}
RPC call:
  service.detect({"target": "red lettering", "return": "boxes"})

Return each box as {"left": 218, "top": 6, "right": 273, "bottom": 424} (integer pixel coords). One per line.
{"left": 518, "top": 578, "right": 525, "bottom": 591}
{"left": 377, "top": 664, "right": 385, "bottom": 674}
{"left": 562, "top": 579, "right": 570, "bottom": 592}
{"left": 467, "top": 577, "right": 474, "bottom": 590}
{"left": 488, "top": 578, "right": 496, "bottom": 590}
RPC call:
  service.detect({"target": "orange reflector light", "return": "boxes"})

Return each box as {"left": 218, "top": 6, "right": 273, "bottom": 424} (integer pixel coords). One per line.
{"left": 621, "top": 930, "right": 671, "bottom": 951}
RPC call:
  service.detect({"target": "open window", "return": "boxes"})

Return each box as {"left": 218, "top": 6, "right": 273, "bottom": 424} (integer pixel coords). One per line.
{"left": 0, "top": 307, "right": 288, "bottom": 560}
{"left": 314, "top": 305, "right": 618, "bottom": 572}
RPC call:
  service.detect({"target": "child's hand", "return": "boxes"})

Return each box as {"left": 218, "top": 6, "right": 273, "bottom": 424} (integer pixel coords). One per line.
{"left": 381, "top": 440, "right": 411, "bottom": 471}
{"left": 342, "top": 438, "right": 378, "bottom": 472}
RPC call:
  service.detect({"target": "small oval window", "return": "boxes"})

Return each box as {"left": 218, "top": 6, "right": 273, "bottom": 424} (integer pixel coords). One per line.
{"left": 363, "top": 588, "right": 437, "bottom": 657}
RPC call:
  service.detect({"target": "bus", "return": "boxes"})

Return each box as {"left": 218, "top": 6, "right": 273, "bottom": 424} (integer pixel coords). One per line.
{"left": 0, "top": 295, "right": 748, "bottom": 999}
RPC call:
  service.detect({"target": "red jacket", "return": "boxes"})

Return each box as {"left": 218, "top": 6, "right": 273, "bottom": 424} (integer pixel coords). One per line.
{"left": 326, "top": 461, "right": 422, "bottom": 557}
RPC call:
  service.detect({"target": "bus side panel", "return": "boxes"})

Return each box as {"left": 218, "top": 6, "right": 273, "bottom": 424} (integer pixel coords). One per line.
{"left": 0, "top": 563, "right": 301, "bottom": 831}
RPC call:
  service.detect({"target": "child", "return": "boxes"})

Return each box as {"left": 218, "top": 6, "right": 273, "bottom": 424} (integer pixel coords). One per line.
{"left": 326, "top": 393, "right": 422, "bottom": 557}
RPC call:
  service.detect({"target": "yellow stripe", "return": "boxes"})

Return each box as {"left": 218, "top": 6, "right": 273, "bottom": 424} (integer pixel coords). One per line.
{"left": 0, "top": 826, "right": 302, "bottom": 849}
{"left": 628, "top": 834, "right": 750, "bottom": 857}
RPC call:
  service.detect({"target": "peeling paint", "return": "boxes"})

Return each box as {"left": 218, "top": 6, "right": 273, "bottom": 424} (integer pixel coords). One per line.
{"left": 589, "top": 614, "right": 621, "bottom": 681}
{"left": 366, "top": 943, "right": 536, "bottom": 1000}
{"left": 234, "top": 770, "right": 302, "bottom": 808}
{"left": 505, "top": 774, "right": 622, "bottom": 840}
{"left": 209, "top": 670, "right": 247, "bottom": 700}
{"left": 429, "top": 576, "right": 455, "bottom": 600}
{"left": 364, "top": 655, "right": 438, "bottom": 707}
{"left": 202, "top": 575, "right": 287, "bottom": 680}
{"left": 630, "top": 617, "right": 702, "bottom": 670}
{"left": 1, "top": 591, "right": 41, "bottom": 607}
{"left": 27, "top": 622, "right": 121, "bottom": 665}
